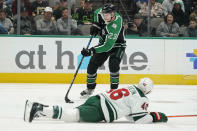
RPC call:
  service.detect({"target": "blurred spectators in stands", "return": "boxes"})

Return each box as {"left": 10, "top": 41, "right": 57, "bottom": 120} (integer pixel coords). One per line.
{"left": 35, "top": 7, "right": 58, "bottom": 35}
{"left": 31, "top": 0, "right": 48, "bottom": 17}
{"left": 151, "top": 0, "right": 164, "bottom": 17}
{"left": 126, "top": 13, "right": 153, "bottom": 36}
{"left": 4, "top": 0, "right": 13, "bottom": 8}
{"left": 162, "top": 0, "right": 185, "bottom": 16}
{"left": 12, "top": 0, "right": 31, "bottom": 16}
{"left": 172, "top": 1, "right": 188, "bottom": 26}
{"left": 80, "top": 0, "right": 85, "bottom": 8}
{"left": 53, "top": 0, "right": 67, "bottom": 20}
{"left": 135, "top": 0, "right": 148, "bottom": 10}
{"left": 190, "top": 0, "right": 197, "bottom": 13}
{"left": 138, "top": 0, "right": 163, "bottom": 17}
{"left": 0, "top": 0, "right": 6, "bottom": 9}
{"left": 157, "top": 0, "right": 164, "bottom": 4}
{"left": 0, "top": 23, "right": 8, "bottom": 34}
{"left": 13, "top": 7, "right": 35, "bottom": 35}
{"left": 57, "top": 8, "right": 82, "bottom": 35}
{"left": 0, "top": 0, "right": 12, "bottom": 19}
{"left": 138, "top": 1, "right": 148, "bottom": 17}
{"left": 0, "top": 9, "right": 13, "bottom": 34}
{"left": 184, "top": 18, "right": 197, "bottom": 37}
{"left": 156, "top": 13, "right": 180, "bottom": 37}
{"left": 52, "top": 2, "right": 61, "bottom": 20}
{"left": 190, "top": 1, "right": 197, "bottom": 21}
{"left": 182, "top": 0, "right": 192, "bottom": 17}
{"left": 74, "top": 0, "right": 94, "bottom": 25}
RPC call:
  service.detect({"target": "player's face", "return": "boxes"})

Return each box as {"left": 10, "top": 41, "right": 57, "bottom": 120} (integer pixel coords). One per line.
{"left": 103, "top": 12, "right": 115, "bottom": 22}
{"left": 103, "top": 13, "right": 112, "bottom": 22}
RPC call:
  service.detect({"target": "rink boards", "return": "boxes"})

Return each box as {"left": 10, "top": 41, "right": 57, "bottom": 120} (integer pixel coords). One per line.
{"left": 0, "top": 36, "right": 197, "bottom": 84}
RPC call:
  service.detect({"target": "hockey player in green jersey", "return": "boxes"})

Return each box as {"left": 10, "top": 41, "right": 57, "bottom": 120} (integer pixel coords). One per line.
{"left": 24, "top": 78, "right": 168, "bottom": 123}
{"left": 80, "top": 3, "right": 126, "bottom": 98}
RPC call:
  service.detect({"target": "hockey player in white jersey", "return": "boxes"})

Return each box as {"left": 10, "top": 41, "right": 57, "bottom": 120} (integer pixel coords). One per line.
{"left": 24, "top": 78, "right": 168, "bottom": 123}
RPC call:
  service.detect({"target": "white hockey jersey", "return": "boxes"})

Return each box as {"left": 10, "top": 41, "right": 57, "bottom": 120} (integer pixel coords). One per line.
{"left": 99, "top": 85, "right": 153, "bottom": 123}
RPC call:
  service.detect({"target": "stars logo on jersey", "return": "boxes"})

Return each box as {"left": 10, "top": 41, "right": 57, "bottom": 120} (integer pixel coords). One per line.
{"left": 112, "top": 23, "right": 117, "bottom": 29}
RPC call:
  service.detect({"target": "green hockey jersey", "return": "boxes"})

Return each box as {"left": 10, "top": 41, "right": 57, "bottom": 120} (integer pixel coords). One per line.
{"left": 93, "top": 8, "right": 126, "bottom": 53}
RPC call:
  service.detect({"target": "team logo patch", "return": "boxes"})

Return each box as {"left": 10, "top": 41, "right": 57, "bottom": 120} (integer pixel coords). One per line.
{"left": 112, "top": 23, "right": 117, "bottom": 29}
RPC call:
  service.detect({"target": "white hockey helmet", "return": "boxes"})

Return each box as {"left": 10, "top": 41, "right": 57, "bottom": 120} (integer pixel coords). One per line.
{"left": 138, "top": 78, "right": 154, "bottom": 95}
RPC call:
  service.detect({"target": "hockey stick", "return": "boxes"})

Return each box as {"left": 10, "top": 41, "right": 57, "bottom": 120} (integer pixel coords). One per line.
{"left": 167, "top": 114, "right": 197, "bottom": 118}
{"left": 64, "top": 36, "right": 94, "bottom": 103}
{"left": 129, "top": 112, "right": 197, "bottom": 118}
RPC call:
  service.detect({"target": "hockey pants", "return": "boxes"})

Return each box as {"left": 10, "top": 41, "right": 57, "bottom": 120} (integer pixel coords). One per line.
{"left": 86, "top": 47, "right": 125, "bottom": 89}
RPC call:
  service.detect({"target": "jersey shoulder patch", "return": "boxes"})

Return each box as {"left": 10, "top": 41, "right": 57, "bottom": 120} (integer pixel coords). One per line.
{"left": 112, "top": 23, "right": 117, "bottom": 29}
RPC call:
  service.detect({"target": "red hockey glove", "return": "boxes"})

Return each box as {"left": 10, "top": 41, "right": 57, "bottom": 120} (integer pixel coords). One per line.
{"left": 81, "top": 47, "right": 95, "bottom": 56}
{"left": 150, "top": 112, "right": 168, "bottom": 122}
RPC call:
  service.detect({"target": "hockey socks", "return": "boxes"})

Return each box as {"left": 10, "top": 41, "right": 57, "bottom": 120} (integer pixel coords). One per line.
{"left": 42, "top": 105, "right": 80, "bottom": 122}
{"left": 87, "top": 73, "right": 97, "bottom": 89}
{"left": 52, "top": 106, "right": 62, "bottom": 119}
{"left": 110, "top": 72, "right": 119, "bottom": 89}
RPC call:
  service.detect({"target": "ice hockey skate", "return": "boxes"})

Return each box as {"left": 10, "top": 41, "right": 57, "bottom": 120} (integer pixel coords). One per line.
{"left": 80, "top": 89, "right": 94, "bottom": 99}
{"left": 24, "top": 100, "right": 47, "bottom": 122}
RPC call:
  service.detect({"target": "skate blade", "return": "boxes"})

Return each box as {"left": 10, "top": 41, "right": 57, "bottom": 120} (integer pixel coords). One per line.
{"left": 24, "top": 100, "right": 33, "bottom": 122}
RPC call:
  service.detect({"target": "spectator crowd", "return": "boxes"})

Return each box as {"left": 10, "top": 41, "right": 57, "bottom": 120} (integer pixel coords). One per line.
{"left": 0, "top": 0, "right": 196, "bottom": 37}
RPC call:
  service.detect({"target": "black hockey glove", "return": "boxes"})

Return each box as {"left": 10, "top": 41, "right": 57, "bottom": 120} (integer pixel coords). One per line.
{"left": 150, "top": 112, "right": 168, "bottom": 123}
{"left": 81, "top": 47, "right": 95, "bottom": 56}
{"left": 90, "top": 22, "right": 101, "bottom": 36}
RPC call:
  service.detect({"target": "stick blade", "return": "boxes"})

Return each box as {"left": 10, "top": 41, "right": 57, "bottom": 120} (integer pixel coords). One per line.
{"left": 65, "top": 97, "right": 74, "bottom": 103}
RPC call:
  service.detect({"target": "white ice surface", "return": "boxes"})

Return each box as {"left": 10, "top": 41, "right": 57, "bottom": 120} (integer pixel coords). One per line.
{"left": 0, "top": 83, "right": 197, "bottom": 131}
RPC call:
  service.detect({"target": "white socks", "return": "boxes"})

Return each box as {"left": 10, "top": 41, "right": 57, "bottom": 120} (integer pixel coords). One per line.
{"left": 41, "top": 105, "right": 80, "bottom": 122}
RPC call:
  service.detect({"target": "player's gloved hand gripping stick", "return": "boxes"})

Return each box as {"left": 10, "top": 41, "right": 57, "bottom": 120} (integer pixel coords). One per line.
{"left": 64, "top": 36, "right": 94, "bottom": 103}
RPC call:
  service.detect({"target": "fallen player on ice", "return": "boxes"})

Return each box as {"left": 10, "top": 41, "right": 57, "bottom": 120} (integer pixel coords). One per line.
{"left": 24, "top": 78, "right": 168, "bottom": 123}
